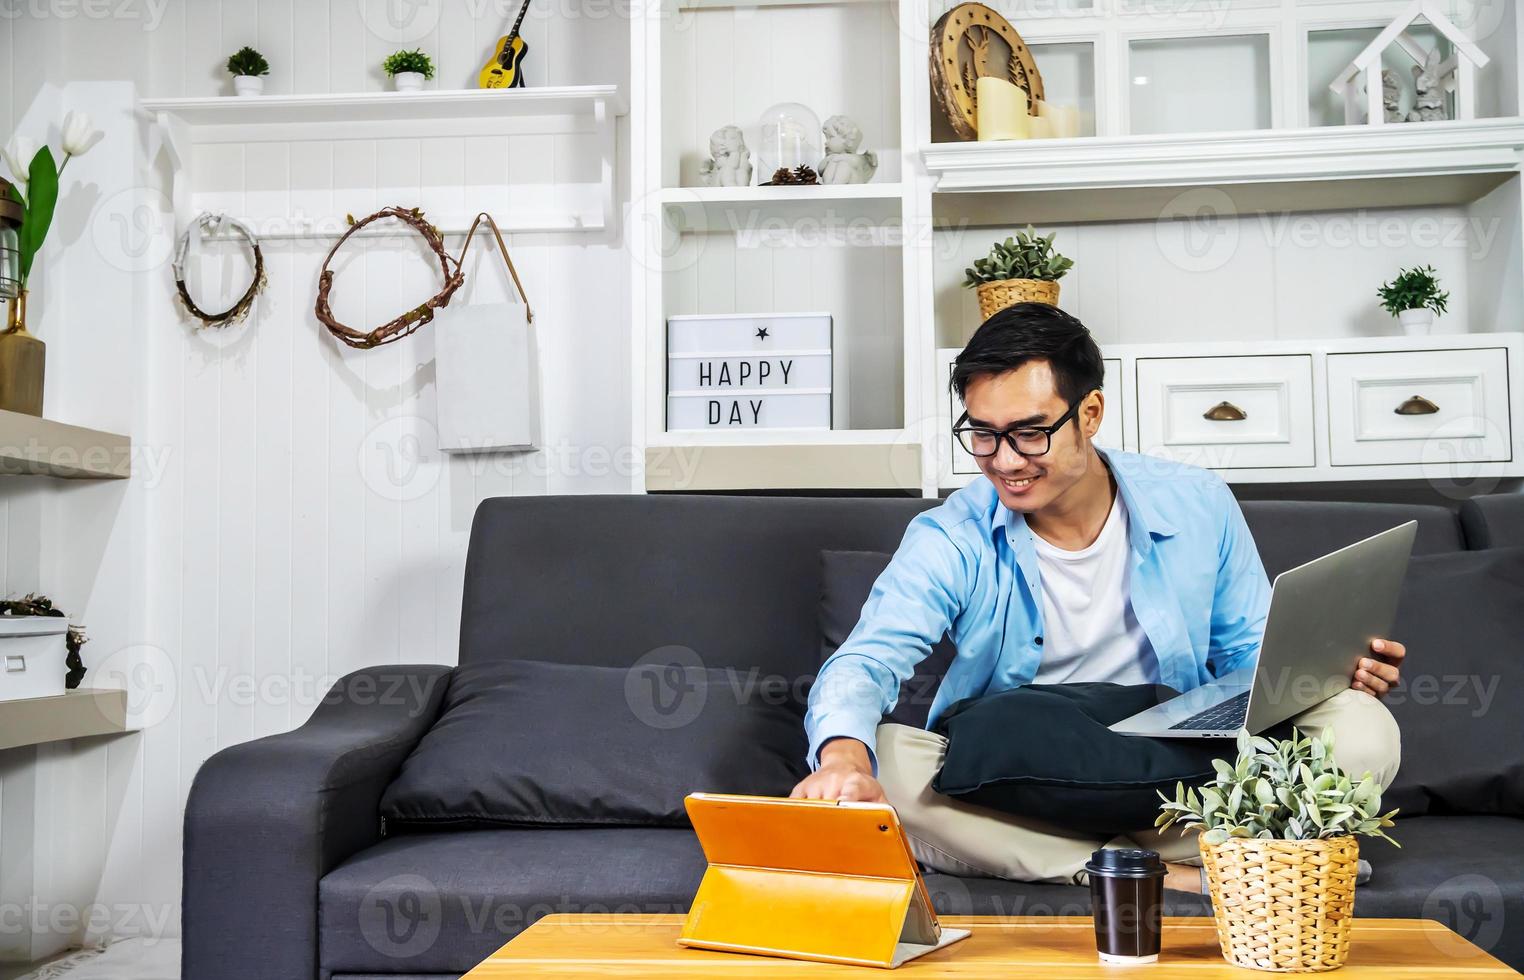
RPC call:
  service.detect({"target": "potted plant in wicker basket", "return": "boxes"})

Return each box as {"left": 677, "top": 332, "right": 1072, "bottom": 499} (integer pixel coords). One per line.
{"left": 1157, "top": 728, "right": 1399, "bottom": 973}
{"left": 963, "top": 226, "right": 1073, "bottom": 320}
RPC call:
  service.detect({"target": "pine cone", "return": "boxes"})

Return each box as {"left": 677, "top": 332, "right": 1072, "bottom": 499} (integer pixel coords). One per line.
{"left": 792, "top": 165, "right": 819, "bottom": 185}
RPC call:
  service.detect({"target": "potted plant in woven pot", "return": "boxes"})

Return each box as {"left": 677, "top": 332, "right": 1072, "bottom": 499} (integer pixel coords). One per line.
{"left": 1377, "top": 265, "right": 1449, "bottom": 336}
{"left": 963, "top": 225, "right": 1073, "bottom": 321}
{"left": 1157, "top": 729, "right": 1399, "bottom": 973}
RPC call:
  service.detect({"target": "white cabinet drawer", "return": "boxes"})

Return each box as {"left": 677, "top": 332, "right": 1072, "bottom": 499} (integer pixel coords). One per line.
{"left": 1137, "top": 355, "right": 1315, "bottom": 469}
{"left": 1327, "top": 348, "right": 1512, "bottom": 466}
{"left": 945, "top": 357, "right": 1122, "bottom": 476}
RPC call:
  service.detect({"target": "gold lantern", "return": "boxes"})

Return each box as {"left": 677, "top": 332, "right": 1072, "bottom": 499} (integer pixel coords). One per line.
{"left": 0, "top": 176, "right": 42, "bottom": 416}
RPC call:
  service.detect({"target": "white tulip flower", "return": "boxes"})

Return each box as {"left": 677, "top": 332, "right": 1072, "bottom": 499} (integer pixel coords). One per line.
{"left": 2, "top": 136, "right": 39, "bottom": 185}
{"left": 60, "top": 111, "right": 104, "bottom": 159}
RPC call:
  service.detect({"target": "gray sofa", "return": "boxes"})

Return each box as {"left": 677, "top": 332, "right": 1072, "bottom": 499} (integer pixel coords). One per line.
{"left": 182, "top": 492, "right": 1524, "bottom": 979}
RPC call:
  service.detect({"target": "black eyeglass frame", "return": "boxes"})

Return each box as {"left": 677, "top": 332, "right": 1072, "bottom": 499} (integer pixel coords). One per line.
{"left": 952, "top": 389, "right": 1096, "bottom": 459}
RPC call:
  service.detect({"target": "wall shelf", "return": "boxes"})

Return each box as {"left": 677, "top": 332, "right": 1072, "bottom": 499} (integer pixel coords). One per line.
{"left": 0, "top": 410, "right": 131, "bottom": 479}
{"left": 646, "top": 433, "right": 921, "bottom": 492}
{"left": 142, "top": 86, "right": 627, "bottom": 237}
{"left": 0, "top": 689, "right": 132, "bottom": 752}
{"left": 924, "top": 119, "right": 1524, "bottom": 222}
{"left": 659, "top": 183, "right": 903, "bottom": 227}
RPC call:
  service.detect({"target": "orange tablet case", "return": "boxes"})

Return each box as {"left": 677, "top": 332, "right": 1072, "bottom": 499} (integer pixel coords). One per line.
{"left": 679, "top": 793, "right": 972, "bottom": 969}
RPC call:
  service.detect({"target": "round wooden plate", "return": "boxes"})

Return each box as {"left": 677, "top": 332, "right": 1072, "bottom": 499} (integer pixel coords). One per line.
{"left": 930, "top": 2, "right": 1044, "bottom": 141}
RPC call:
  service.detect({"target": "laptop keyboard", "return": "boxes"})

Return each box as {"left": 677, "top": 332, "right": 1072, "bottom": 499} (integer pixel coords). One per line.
{"left": 1169, "top": 690, "right": 1251, "bottom": 732}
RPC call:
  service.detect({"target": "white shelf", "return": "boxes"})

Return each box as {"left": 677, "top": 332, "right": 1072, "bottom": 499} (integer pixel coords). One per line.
{"left": 142, "top": 86, "right": 626, "bottom": 237}
{"left": 924, "top": 119, "right": 1524, "bottom": 223}
{"left": 650, "top": 427, "right": 908, "bottom": 448}
{"left": 658, "top": 183, "right": 903, "bottom": 227}
{"left": 645, "top": 431, "right": 920, "bottom": 492}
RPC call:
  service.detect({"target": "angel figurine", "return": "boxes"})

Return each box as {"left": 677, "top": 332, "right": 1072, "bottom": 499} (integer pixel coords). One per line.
{"left": 818, "top": 115, "right": 878, "bottom": 185}
{"left": 1382, "top": 69, "right": 1403, "bottom": 123}
{"left": 1407, "top": 49, "right": 1450, "bottom": 123}
{"left": 697, "top": 125, "right": 753, "bottom": 187}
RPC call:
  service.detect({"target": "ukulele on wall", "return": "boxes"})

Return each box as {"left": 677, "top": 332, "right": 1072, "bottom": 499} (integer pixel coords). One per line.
{"left": 479, "top": 0, "right": 533, "bottom": 89}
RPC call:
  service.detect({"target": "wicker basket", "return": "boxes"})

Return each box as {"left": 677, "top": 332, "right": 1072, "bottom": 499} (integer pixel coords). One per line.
{"left": 1200, "top": 835, "right": 1360, "bottom": 973}
{"left": 976, "top": 278, "right": 1060, "bottom": 320}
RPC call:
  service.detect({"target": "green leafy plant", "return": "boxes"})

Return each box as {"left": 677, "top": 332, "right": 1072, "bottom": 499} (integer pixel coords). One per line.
{"left": 962, "top": 226, "right": 1074, "bottom": 287}
{"left": 226, "top": 46, "right": 270, "bottom": 77}
{"left": 1157, "top": 728, "right": 1399, "bottom": 848}
{"left": 383, "top": 49, "right": 436, "bottom": 79}
{"left": 1377, "top": 265, "right": 1449, "bottom": 317}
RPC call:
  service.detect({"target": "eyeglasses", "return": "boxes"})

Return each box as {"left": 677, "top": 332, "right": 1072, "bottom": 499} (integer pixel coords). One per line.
{"left": 953, "top": 391, "right": 1092, "bottom": 459}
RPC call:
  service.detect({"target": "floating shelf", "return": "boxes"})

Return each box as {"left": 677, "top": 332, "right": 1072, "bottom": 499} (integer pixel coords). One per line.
{"left": 645, "top": 430, "right": 920, "bottom": 492}
{"left": 142, "top": 86, "right": 627, "bottom": 237}
{"left": 659, "top": 183, "right": 903, "bottom": 229}
{"left": 0, "top": 410, "right": 131, "bottom": 479}
{"left": 0, "top": 689, "right": 132, "bottom": 751}
{"left": 924, "top": 119, "right": 1524, "bottom": 224}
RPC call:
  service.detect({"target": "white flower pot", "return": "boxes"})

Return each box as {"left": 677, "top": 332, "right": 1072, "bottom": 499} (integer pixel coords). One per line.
{"left": 392, "top": 72, "right": 425, "bottom": 92}
{"left": 233, "top": 75, "right": 265, "bottom": 97}
{"left": 1398, "top": 308, "right": 1434, "bottom": 336}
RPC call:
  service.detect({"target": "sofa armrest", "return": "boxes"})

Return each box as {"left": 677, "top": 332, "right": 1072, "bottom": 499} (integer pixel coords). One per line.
{"left": 181, "top": 664, "right": 452, "bottom": 980}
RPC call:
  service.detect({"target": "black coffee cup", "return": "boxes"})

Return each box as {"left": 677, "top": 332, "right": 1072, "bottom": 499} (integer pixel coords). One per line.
{"left": 1085, "top": 847, "right": 1165, "bottom": 964}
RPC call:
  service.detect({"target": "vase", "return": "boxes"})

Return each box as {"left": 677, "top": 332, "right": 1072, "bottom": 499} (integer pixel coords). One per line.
{"left": 1397, "top": 308, "right": 1434, "bottom": 336}
{"left": 0, "top": 290, "right": 44, "bottom": 416}
{"left": 392, "top": 72, "right": 425, "bottom": 92}
{"left": 1199, "top": 834, "right": 1359, "bottom": 972}
{"left": 233, "top": 75, "right": 265, "bottom": 97}
{"left": 976, "top": 278, "right": 1061, "bottom": 321}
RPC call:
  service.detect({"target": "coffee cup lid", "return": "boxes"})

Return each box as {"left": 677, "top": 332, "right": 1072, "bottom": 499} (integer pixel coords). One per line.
{"left": 1084, "top": 847, "right": 1165, "bottom": 878}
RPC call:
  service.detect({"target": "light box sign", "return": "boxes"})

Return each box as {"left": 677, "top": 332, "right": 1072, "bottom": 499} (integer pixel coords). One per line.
{"left": 666, "top": 313, "right": 833, "bottom": 431}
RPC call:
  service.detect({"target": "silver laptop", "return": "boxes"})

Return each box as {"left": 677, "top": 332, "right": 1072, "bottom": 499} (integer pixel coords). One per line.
{"left": 1110, "top": 521, "right": 1417, "bottom": 739}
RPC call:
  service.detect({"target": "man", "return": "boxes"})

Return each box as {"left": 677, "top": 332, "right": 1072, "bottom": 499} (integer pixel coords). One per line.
{"left": 792, "top": 303, "right": 1404, "bottom": 890}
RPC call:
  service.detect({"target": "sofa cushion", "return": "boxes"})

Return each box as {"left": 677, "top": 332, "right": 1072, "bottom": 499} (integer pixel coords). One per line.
{"left": 1237, "top": 500, "right": 1462, "bottom": 579}
{"left": 380, "top": 660, "right": 807, "bottom": 831}
{"left": 820, "top": 550, "right": 957, "bottom": 729}
{"left": 1383, "top": 548, "right": 1524, "bottom": 818}
{"left": 319, "top": 827, "right": 707, "bottom": 975}
{"left": 1461, "top": 493, "right": 1524, "bottom": 550}
{"left": 1357, "top": 815, "right": 1524, "bottom": 969}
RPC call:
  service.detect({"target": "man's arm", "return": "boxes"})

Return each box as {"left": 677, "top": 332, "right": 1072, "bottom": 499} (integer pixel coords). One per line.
{"left": 1206, "top": 480, "right": 1271, "bottom": 678}
{"left": 797, "top": 516, "right": 970, "bottom": 796}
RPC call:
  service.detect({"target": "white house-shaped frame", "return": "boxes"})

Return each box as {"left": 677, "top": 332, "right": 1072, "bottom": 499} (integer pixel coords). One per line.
{"left": 1329, "top": 0, "right": 1490, "bottom": 126}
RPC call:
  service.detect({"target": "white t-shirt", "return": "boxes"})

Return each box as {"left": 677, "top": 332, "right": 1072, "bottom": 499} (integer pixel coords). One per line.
{"left": 1028, "top": 493, "right": 1160, "bottom": 685}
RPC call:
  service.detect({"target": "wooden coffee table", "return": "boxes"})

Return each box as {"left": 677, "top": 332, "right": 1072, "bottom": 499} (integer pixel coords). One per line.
{"left": 464, "top": 914, "right": 1517, "bottom": 977}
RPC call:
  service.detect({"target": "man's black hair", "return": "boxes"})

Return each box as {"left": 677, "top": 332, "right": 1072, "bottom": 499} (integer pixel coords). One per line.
{"left": 950, "top": 302, "right": 1105, "bottom": 406}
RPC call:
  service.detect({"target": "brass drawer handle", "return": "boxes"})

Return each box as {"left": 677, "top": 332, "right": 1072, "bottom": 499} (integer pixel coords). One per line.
{"left": 1203, "top": 401, "right": 1247, "bottom": 422}
{"left": 1395, "top": 395, "right": 1440, "bottom": 416}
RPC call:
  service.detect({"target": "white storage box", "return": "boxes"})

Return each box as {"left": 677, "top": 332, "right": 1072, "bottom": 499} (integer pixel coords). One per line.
{"left": 0, "top": 617, "right": 69, "bottom": 702}
{"left": 666, "top": 313, "right": 833, "bottom": 432}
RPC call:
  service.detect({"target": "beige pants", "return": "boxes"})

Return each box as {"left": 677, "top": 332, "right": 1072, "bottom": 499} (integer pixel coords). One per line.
{"left": 877, "top": 688, "right": 1401, "bottom": 885}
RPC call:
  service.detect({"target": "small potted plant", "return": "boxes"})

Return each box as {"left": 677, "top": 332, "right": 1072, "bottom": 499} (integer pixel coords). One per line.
{"left": 227, "top": 46, "right": 270, "bottom": 97}
{"left": 383, "top": 49, "right": 436, "bottom": 92}
{"left": 1378, "top": 265, "right": 1449, "bottom": 336}
{"left": 1158, "top": 729, "right": 1399, "bottom": 973}
{"left": 963, "top": 225, "right": 1073, "bottom": 320}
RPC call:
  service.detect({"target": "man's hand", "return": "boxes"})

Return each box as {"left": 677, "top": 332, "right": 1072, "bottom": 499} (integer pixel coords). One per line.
{"left": 1352, "top": 638, "right": 1404, "bottom": 698}
{"left": 789, "top": 737, "right": 886, "bottom": 804}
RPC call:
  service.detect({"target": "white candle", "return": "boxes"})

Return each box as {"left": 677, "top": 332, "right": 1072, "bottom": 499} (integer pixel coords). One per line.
{"left": 976, "top": 76, "right": 1029, "bottom": 141}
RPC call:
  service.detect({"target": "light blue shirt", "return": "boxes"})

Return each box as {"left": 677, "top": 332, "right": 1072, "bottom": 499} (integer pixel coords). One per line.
{"left": 804, "top": 448, "right": 1271, "bottom": 771}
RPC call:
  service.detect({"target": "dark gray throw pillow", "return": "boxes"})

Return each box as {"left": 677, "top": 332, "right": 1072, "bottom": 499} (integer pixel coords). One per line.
{"left": 929, "top": 682, "right": 1277, "bottom": 834}
{"left": 380, "top": 658, "right": 809, "bottom": 830}
{"left": 820, "top": 550, "right": 958, "bottom": 730}
{"left": 1382, "top": 547, "right": 1524, "bottom": 818}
